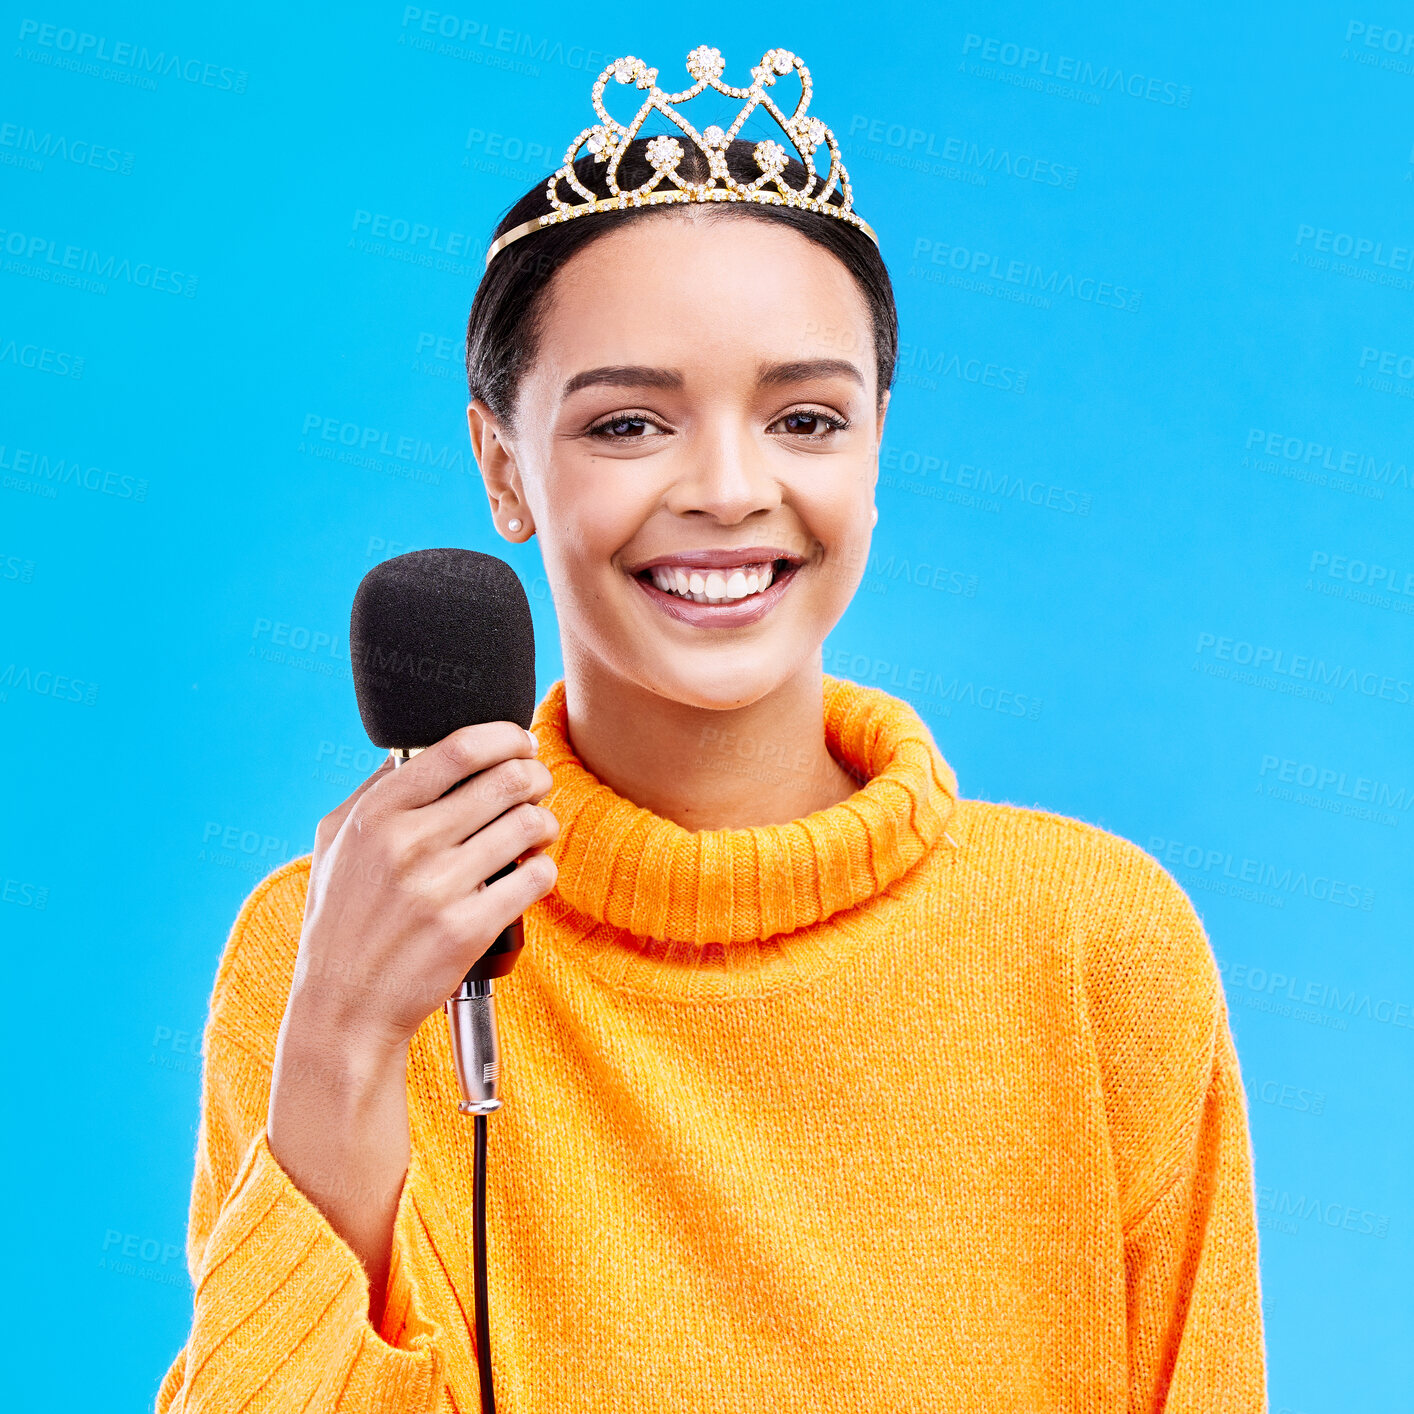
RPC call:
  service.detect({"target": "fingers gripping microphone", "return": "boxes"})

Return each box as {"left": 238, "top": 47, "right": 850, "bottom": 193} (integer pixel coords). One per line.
{"left": 349, "top": 547, "right": 536, "bottom": 1116}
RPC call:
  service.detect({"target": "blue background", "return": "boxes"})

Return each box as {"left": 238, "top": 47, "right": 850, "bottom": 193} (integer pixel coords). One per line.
{"left": 2, "top": 3, "right": 1411, "bottom": 1409}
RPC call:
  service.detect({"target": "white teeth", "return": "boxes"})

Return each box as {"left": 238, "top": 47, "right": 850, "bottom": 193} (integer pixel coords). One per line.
{"left": 644, "top": 561, "right": 782, "bottom": 604}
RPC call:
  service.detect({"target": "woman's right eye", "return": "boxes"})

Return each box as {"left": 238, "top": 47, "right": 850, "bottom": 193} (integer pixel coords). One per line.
{"left": 587, "top": 413, "right": 668, "bottom": 440}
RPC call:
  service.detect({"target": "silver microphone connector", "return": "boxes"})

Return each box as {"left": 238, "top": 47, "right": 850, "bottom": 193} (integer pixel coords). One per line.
{"left": 445, "top": 978, "right": 503, "bottom": 1113}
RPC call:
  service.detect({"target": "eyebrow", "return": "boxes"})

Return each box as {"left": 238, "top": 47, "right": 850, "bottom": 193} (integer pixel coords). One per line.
{"left": 757, "top": 358, "right": 866, "bottom": 390}
{"left": 561, "top": 365, "right": 683, "bottom": 397}
{"left": 560, "top": 357, "right": 866, "bottom": 399}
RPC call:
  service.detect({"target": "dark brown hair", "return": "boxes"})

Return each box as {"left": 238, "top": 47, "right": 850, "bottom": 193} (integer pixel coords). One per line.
{"left": 465, "top": 136, "right": 897, "bottom": 431}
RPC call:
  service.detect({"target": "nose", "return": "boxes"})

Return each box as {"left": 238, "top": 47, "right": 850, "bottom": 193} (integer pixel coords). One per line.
{"left": 662, "top": 418, "right": 782, "bottom": 525}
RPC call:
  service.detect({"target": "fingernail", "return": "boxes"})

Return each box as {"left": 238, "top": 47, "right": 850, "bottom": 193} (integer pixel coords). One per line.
{"left": 526, "top": 729, "right": 539, "bottom": 755}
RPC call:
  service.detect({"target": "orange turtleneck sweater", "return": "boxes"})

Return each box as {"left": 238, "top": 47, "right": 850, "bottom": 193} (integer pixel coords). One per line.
{"left": 156, "top": 676, "right": 1266, "bottom": 1412}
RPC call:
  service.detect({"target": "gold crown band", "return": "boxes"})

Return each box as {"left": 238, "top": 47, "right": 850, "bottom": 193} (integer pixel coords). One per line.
{"left": 484, "top": 189, "right": 879, "bottom": 268}
{"left": 482, "top": 45, "right": 878, "bottom": 270}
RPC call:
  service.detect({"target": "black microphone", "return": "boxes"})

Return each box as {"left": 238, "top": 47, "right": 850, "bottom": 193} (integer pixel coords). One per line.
{"left": 349, "top": 546, "right": 536, "bottom": 1115}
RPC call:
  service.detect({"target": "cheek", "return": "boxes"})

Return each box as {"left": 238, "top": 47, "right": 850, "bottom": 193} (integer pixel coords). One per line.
{"left": 812, "top": 481, "right": 875, "bottom": 604}
{"left": 532, "top": 459, "right": 651, "bottom": 586}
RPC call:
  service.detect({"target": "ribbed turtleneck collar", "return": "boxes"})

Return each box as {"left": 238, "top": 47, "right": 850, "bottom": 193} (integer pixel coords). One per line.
{"left": 529, "top": 675, "right": 959, "bottom": 952}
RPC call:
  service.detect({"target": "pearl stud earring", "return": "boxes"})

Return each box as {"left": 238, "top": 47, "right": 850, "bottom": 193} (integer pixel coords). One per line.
{"left": 870, "top": 505, "right": 879, "bottom": 526}
{"left": 507, "top": 518, "right": 522, "bottom": 533}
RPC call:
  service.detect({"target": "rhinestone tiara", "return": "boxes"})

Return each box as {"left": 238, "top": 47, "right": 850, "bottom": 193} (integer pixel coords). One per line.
{"left": 483, "top": 44, "right": 877, "bottom": 268}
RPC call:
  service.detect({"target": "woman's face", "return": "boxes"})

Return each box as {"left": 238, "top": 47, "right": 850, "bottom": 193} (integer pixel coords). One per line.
{"left": 470, "top": 213, "right": 888, "bottom": 712}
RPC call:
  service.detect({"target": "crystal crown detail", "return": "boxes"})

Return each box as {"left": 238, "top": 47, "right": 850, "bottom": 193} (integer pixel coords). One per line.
{"left": 483, "top": 45, "right": 877, "bottom": 266}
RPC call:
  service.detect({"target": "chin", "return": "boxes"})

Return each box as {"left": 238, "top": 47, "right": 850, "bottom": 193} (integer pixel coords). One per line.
{"left": 628, "top": 652, "right": 802, "bottom": 714}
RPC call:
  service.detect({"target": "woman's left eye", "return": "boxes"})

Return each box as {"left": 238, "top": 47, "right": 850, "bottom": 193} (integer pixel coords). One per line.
{"left": 771, "top": 409, "right": 849, "bottom": 438}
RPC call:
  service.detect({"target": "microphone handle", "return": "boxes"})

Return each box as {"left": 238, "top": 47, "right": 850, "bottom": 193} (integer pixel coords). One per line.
{"left": 465, "top": 862, "right": 526, "bottom": 984}
{"left": 445, "top": 862, "right": 526, "bottom": 1115}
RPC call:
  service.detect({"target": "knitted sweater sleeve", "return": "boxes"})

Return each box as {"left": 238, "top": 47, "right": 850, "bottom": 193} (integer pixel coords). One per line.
{"left": 1082, "top": 842, "right": 1267, "bottom": 1413}
{"left": 154, "top": 865, "right": 454, "bottom": 1413}
{"left": 1122, "top": 1012, "right": 1266, "bottom": 1412}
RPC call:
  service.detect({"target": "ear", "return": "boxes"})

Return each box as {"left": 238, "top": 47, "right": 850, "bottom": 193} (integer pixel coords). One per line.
{"left": 871, "top": 388, "right": 890, "bottom": 496}
{"left": 467, "top": 400, "right": 532, "bottom": 540}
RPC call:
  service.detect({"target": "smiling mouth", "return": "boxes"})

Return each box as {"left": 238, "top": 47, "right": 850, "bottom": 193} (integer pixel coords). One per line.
{"left": 639, "top": 559, "right": 794, "bottom": 604}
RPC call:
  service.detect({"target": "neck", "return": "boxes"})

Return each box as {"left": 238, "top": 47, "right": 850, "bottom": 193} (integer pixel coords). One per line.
{"left": 560, "top": 651, "right": 863, "bottom": 830}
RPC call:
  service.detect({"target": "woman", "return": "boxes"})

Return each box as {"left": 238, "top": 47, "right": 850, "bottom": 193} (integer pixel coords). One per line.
{"left": 158, "top": 46, "right": 1266, "bottom": 1414}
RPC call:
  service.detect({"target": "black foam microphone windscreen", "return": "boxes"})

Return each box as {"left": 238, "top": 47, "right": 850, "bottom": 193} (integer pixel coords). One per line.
{"left": 350, "top": 547, "right": 536, "bottom": 747}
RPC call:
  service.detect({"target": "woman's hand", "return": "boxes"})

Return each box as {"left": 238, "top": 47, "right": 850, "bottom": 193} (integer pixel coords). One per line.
{"left": 267, "top": 721, "right": 559, "bottom": 1323}
{"left": 287, "top": 720, "right": 558, "bottom": 1050}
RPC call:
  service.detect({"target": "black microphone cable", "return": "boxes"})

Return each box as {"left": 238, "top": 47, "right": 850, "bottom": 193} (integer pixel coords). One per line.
{"left": 446, "top": 891, "right": 524, "bottom": 1414}
{"left": 473, "top": 1111, "right": 496, "bottom": 1414}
